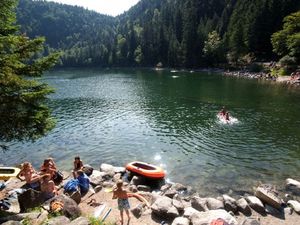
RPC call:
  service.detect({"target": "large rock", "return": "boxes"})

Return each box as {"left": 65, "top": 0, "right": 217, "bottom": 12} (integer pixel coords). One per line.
{"left": 246, "top": 196, "right": 265, "bottom": 214}
{"left": 171, "top": 217, "right": 190, "bottom": 225}
{"left": 100, "top": 163, "right": 115, "bottom": 176}
{"left": 47, "top": 216, "right": 70, "bottom": 225}
{"left": 89, "top": 170, "right": 104, "bottom": 186}
{"left": 190, "top": 209, "right": 238, "bottom": 225}
{"left": 0, "top": 211, "right": 48, "bottom": 224}
{"left": 287, "top": 200, "right": 300, "bottom": 214}
{"left": 44, "top": 195, "right": 81, "bottom": 219}
{"left": 172, "top": 183, "right": 188, "bottom": 192}
{"left": 286, "top": 178, "right": 300, "bottom": 195}
{"left": 191, "top": 196, "right": 208, "bottom": 212}
{"left": 236, "top": 198, "right": 251, "bottom": 215}
{"left": 131, "top": 203, "right": 143, "bottom": 218}
{"left": 17, "top": 189, "right": 45, "bottom": 212}
{"left": 113, "top": 166, "right": 126, "bottom": 174}
{"left": 183, "top": 207, "right": 200, "bottom": 219}
{"left": 241, "top": 218, "right": 261, "bottom": 225}
{"left": 82, "top": 164, "right": 94, "bottom": 176}
{"left": 223, "top": 195, "right": 237, "bottom": 213}
{"left": 1, "top": 221, "right": 22, "bottom": 225}
{"left": 69, "top": 216, "right": 90, "bottom": 225}
{"left": 151, "top": 196, "right": 179, "bottom": 219}
{"left": 164, "top": 188, "right": 178, "bottom": 198}
{"left": 206, "top": 197, "right": 224, "bottom": 210}
{"left": 173, "top": 195, "right": 184, "bottom": 212}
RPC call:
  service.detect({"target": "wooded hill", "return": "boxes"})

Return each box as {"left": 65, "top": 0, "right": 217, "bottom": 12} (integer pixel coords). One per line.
{"left": 16, "top": 0, "right": 300, "bottom": 68}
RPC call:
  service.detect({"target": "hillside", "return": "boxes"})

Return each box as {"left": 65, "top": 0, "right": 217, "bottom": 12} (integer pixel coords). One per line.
{"left": 16, "top": 0, "right": 300, "bottom": 68}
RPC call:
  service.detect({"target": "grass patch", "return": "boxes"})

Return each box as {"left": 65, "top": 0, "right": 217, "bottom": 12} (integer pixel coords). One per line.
{"left": 88, "top": 216, "right": 117, "bottom": 225}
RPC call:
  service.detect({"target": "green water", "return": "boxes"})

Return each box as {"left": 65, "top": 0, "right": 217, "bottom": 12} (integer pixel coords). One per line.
{"left": 2, "top": 68, "right": 300, "bottom": 196}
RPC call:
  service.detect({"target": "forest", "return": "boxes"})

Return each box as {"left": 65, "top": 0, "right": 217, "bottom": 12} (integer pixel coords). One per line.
{"left": 16, "top": 0, "right": 300, "bottom": 68}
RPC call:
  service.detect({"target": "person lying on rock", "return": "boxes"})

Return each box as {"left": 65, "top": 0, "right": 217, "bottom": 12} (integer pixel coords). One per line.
{"left": 17, "top": 162, "right": 41, "bottom": 190}
{"left": 40, "top": 174, "right": 57, "bottom": 201}
{"left": 112, "top": 180, "right": 131, "bottom": 225}
{"left": 40, "top": 158, "right": 57, "bottom": 179}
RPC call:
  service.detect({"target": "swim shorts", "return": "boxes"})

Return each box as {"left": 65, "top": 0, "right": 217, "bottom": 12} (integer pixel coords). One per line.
{"left": 118, "top": 198, "right": 130, "bottom": 210}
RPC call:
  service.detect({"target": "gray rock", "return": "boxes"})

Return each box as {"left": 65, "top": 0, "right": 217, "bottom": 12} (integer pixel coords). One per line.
{"left": 284, "top": 206, "right": 293, "bottom": 215}
{"left": 47, "top": 216, "right": 70, "bottom": 225}
{"left": 82, "top": 164, "right": 93, "bottom": 176}
{"left": 102, "top": 181, "right": 114, "bottom": 188}
{"left": 0, "top": 211, "right": 47, "bottom": 224}
{"left": 287, "top": 200, "right": 300, "bottom": 214}
{"left": 151, "top": 196, "right": 179, "bottom": 219}
{"left": 183, "top": 207, "right": 200, "bottom": 219}
{"left": 113, "top": 166, "right": 126, "bottom": 174}
{"left": 45, "top": 194, "right": 81, "bottom": 219}
{"left": 130, "top": 176, "right": 145, "bottom": 186}
{"left": 172, "top": 196, "right": 184, "bottom": 212}
{"left": 129, "top": 184, "right": 138, "bottom": 193}
{"left": 164, "top": 188, "right": 178, "bottom": 198}
{"left": 131, "top": 203, "right": 143, "bottom": 218}
{"left": 236, "top": 198, "right": 251, "bottom": 215}
{"left": 100, "top": 163, "right": 115, "bottom": 176}
{"left": 286, "top": 178, "right": 300, "bottom": 195}
{"left": 160, "top": 183, "right": 172, "bottom": 192}
{"left": 241, "top": 218, "right": 261, "bottom": 225}
{"left": 246, "top": 196, "right": 265, "bottom": 214}
{"left": 113, "top": 173, "right": 121, "bottom": 182}
{"left": 190, "top": 209, "right": 237, "bottom": 225}
{"left": 69, "top": 216, "right": 90, "bottom": 225}
{"left": 1, "top": 221, "right": 22, "bottom": 225}
{"left": 206, "top": 197, "right": 224, "bottom": 210}
{"left": 191, "top": 196, "right": 208, "bottom": 211}
{"left": 223, "top": 194, "right": 238, "bottom": 213}
{"left": 172, "top": 183, "right": 188, "bottom": 192}
{"left": 89, "top": 170, "right": 104, "bottom": 186}
{"left": 18, "top": 189, "right": 45, "bottom": 212}
{"left": 137, "top": 185, "right": 151, "bottom": 192}
{"left": 171, "top": 217, "right": 190, "bottom": 225}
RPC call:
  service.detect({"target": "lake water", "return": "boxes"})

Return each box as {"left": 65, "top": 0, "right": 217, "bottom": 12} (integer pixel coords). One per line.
{"left": 2, "top": 68, "right": 300, "bottom": 196}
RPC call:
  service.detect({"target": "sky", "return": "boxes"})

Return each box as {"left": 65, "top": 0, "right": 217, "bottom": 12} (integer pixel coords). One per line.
{"left": 46, "top": 0, "right": 140, "bottom": 16}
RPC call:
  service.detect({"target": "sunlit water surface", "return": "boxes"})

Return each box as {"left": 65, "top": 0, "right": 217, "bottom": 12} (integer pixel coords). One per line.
{"left": 2, "top": 68, "right": 300, "bottom": 196}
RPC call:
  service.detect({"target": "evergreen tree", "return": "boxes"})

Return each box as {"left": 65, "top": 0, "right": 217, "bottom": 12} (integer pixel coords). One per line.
{"left": 0, "top": 0, "right": 60, "bottom": 147}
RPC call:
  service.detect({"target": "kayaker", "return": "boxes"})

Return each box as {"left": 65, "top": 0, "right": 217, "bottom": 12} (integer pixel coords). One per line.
{"left": 72, "top": 156, "right": 83, "bottom": 178}
{"left": 112, "top": 180, "right": 131, "bottom": 225}
{"left": 17, "top": 162, "right": 41, "bottom": 190}
{"left": 40, "top": 173, "right": 57, "bottom": 200}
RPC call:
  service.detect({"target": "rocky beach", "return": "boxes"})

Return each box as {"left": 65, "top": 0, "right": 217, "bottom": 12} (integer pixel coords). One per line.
{"left": 1, "top": 163, "right": 300, "bottom": 225}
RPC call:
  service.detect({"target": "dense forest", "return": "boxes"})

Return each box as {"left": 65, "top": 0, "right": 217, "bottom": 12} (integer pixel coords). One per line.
{"left": 16, "top": 0, "right": 300, "bottom": 68}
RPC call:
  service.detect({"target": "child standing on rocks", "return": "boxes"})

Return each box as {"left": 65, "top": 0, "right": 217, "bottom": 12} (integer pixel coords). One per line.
{"left": 112, "top": 180, "right": 131, "bottom": 225}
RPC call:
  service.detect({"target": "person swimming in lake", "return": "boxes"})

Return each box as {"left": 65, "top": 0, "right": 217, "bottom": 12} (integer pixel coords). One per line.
{"left": 225, "top": 112, "right": 230, "bottom": 121}
{"left": 112, "top": 180, "right": 131, "bottom": 225}
{"left": 219, "top": 106, "right": 227, "bottom": 116}
{"left": 17, "top": 162, "right": 41, "bottom": 190}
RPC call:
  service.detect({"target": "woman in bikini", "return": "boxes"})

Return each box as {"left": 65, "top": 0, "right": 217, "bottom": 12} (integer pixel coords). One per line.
{"left": 17, "top": 162, "right": 41, "bottom": 190}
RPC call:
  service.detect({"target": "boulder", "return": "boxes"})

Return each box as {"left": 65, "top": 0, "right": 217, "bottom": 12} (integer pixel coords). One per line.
{"left": 130, "top": 176, "right": 145, "bottom": 186}
{"left": 171, "top": 217, "right": 190, "bottom": 225}
{"left": 151, "top": 196, "right": 179, "bottom": 219}
{"left": 236, "top": 198, "right": 251, "bottom": 215}
{"left": 131, "top": 203, "right": 143, "bottom": 218}
{"left": 286, "top": 178, "right": 300, "bottom": 195}
{"left": 100, "top": 163, "right": 115, "bottom": 176}
{"left": 190, "top": 209, "right": 237, "bottom": 225}
{"left": 191, "top": 196, "right": 208, "bottom": 211}
{"left": 82, "top": 164, "right": 94, "bottom": 176}
{"left": 0, "top": 211, "right": 48, "bottom": 224}
{"left": 255, "top": 186, "right": 282, "bottom": 209}
{"left": 223, "top": 195, "right": 238, "bottom": 213}
{"left": 113, "top": 166, "right": 126, "bottom": 174}
{"left": 287, "top": 200, "right": 300, "bottom": 214}
{"left": 89, "top": 170, "right": 104, "bottom": 186}
{"left": 246, "top": 196, "right": 265, "bottom": 214}
{"left": 17, "top": 189, "right": 45, "bottom": 212}
{"left": 137, "top": 185, "right": 151, "bottom": 192}
{"left": 113, "top": 173, "right": 122, "bottom": 182}
{"left": 164, "top": 188, "right": 178, "bottom": 198}
{"left": 183, "top": 207, "right": 200, "bottom": 219}
{"left": 47, "top": 216, "right": 70, "bottom": 225}
{"left": 69, "top": 216, "right": 90, "bottom": 225}
{"left": 44, "top": 195, "right": 81, "bottom": 219}
{"left": 172, "top": 183, "right": 188, "bottom": 192}
{"left": 160, "top": 183, "right": 172, "bottom": 192}
{"left": 206, "top": 197, "right": 224, "bottom": 210}
{"left": 172, "top": 196, "right": 184, "bottom": 212}
{"left": 241, "top": 218, "right": 261, "bottom": 225}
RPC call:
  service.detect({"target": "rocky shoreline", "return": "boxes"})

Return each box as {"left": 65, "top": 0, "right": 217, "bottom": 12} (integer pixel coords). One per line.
{"left": 223, "top": 71, "right": 300, "bottom": 87}
{"left": 1, "top": 163, "right": 300, "bottom": 225}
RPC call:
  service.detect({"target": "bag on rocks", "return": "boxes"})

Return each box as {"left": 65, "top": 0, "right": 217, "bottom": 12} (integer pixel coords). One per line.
{"left": 210, "top": 218, "right": 230, "bottom": 225}
{"left": 64, "top": 179, "right": 79, "bottom": 193}
{"left": 53, "top": 171, "right": 64, "bottom": 184}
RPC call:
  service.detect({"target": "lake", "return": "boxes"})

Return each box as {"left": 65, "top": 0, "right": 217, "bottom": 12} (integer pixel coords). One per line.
{"left": 2, "top": 68, "right": 300, "bottom": 196}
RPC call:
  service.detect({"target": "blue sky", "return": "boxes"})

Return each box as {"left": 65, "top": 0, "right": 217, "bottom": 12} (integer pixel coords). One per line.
{"left": 46, "top": 0, "right": 140, "bottom": 16}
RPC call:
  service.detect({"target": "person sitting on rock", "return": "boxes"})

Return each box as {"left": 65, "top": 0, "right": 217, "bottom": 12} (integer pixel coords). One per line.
{"left": 72, "top": 156, "right": 83, "bottom": 178}
{"left": 40, "top": 174, "right": 57, "bottom": 201}
{"left": 40, "top": 158, "right": 57, "bottom": 179}
{"left": 76, "top": 170, "right": 90, "bottom": 195}
{"left": 112, "top": 180, "right": 131, "bottom": 225}
{"left": 17, "top": 162, "right": 41, "bottom": 190}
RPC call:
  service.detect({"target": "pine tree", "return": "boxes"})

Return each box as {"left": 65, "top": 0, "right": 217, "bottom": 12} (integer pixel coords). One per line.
{"left": 0, "top": 0, "right": 60, "bottom": 147}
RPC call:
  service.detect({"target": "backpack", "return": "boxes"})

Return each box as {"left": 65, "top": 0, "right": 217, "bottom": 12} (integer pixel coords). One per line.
{"left": 210, "top": 218, "right": 230, "bottom": 225}
{"left": 63, "top": 179, "right": 79, "bottom": 193}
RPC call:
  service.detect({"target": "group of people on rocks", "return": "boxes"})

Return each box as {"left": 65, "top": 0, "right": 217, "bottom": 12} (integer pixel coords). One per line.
{"left": 16, "top": 156, "right": 85, "bottom": 200}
